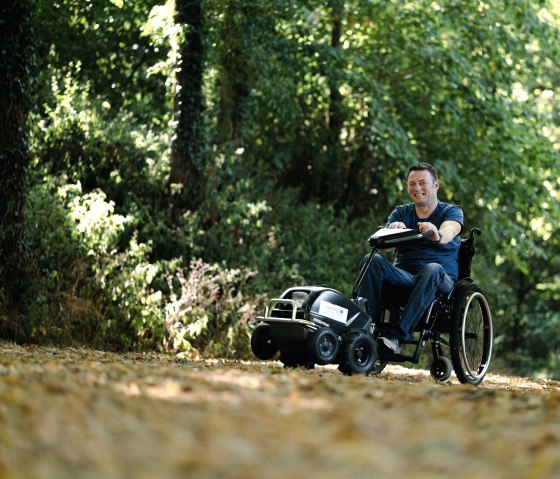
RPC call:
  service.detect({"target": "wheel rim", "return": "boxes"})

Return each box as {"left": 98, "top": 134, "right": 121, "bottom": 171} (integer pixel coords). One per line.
{"left": 461, "top": 292, "right": 492, "bottom": 380}
{"left": 318, "top": 336, "right": 336, "bottom": 360}
{"left": 353, "top": 342, "right": 371, "bottom": 366}
{"left": 431, "top": 357, "right": 452, "bottom": 381}
{"left": 432, "top": 362, "right": 446, "bottom": 378}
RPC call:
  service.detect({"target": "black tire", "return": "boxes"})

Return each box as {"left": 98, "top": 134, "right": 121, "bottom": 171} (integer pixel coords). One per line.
{"left": 339, "top": 331, "right": 378, "bottom": 375}
{"left": 449, "top": 283, "right": 493, "bottom": 385}
{"left": 370, "top": 359, "right": 388, "bottom": 375}
{"left": 308, "top": 327, "right": 339, "bottom": 365}
{"left": 279, "top": 351, "right": 315, "bottom": 369}
{"left": 250, "top": 324, "right": 278, "bottom": 360}
{"left": 430, "top": 356, "right": 453, "bottom": 381}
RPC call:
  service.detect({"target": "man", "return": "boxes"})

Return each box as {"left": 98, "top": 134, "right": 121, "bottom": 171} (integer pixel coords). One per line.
{"left": 358, "top": 162, "right": 463, "bottom": 354}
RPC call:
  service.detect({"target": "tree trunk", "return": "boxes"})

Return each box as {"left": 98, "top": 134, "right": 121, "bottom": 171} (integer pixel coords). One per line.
{"left": 511, "top": 270, "right": 528, "bottom": 355}
{"left": 328, "top": 0, "right": 343, "bottom": 138}
{"left": 0, "top": 0, "right": 33, "bottom": 309}
{"left": 167, "top": 0, "right": 207, "bottom": 216}
{"left": 311, "top": 0, "right": 343, "bottom": 201}
{"left": 216, "top": 1, "right": 250, "bottom": 148}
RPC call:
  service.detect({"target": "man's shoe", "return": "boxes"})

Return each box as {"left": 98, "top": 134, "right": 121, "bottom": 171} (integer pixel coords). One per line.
{"left": 378, "top": 336, "right": 401, "bottom": 354}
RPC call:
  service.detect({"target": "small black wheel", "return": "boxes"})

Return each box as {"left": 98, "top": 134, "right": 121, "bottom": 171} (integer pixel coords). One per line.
{"left": 279, "top": 351, "right": 315, "bottom": 369}
{"left": 250, "top": 324, "right": 278, "bottom": 360}
{"left": 339, "top": 331, "right": 378, "bottom": 375}
{"left": 449, "top": 282, "right": 493, "bottom": 385}
{"left": 430, "top": 356, "right": 453, "bottom": 381}
{"left": 308, "top": 327, "right": 339, "bottom": 365}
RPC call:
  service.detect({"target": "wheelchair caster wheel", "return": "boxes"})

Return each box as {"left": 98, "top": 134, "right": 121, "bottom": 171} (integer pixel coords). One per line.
{"left": 430, "top": 356, "right": 453, "bottom": 381}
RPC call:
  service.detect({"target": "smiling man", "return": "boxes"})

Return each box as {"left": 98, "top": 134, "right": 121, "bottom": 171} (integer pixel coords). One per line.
{"left": 358, "top": 162, "right": 463, "bottom": 354}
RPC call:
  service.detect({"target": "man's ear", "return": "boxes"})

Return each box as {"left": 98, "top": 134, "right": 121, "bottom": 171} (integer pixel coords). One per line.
{"left": 435, "top": 180, "right": 440, "bottom": 189}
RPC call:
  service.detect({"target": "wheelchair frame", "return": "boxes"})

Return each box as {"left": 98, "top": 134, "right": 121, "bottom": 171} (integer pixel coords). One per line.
{"left": 363, "top": 227, "right": 493, "bottom": 385}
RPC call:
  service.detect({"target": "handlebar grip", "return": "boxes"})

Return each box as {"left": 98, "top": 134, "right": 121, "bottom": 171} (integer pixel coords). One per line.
{"left": 373, "top": 233, "right": 423, "bottom": 247}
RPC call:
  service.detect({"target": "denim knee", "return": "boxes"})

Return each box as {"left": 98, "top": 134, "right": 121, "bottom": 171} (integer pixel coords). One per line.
{"left": 416, "top": 263, "right": 453, "bottom": 294}
{"left": 417, "top": 263, "right": 445, "bottom": 278}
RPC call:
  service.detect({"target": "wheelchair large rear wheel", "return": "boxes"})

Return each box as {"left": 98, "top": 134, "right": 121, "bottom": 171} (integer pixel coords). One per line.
{"left": 449, "top": 282, "right": 492, "bottom": 385}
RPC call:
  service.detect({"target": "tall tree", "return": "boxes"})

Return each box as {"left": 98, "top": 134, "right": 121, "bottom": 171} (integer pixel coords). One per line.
{"left": 216, "top": 0, "right": 251, "bottom": 147}
{"left": 167, "top": 0, "right": 207, "bottom": 215}
{"left": 0, "top": 0, "right": 33, "bottom": 314}
{"left": 327, "top": 0, "right": 343, "bottom": 139}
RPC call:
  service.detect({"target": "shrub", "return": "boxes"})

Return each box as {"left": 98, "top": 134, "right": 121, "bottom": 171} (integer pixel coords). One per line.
{"left": 164, "top": 258, "right": 265, "bottom": 358}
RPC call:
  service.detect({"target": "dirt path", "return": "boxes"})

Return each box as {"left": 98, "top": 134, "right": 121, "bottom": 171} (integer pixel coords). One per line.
{"left": 1, "top": 343, "right": 559, "bottom": 479}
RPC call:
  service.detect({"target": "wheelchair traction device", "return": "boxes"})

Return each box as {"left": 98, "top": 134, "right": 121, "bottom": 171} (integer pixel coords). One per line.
{"left": 251, "top": 227, "right": 493, "bottom": 385}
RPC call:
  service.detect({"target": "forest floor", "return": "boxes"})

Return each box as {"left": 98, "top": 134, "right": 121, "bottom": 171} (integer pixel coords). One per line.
{"left": 0, "top": 343, "right": 559, "bottom": 479}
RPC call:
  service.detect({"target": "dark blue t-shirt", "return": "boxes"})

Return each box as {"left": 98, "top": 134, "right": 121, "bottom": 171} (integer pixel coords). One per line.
{"left": 386, "top": 202, "right": 464, "bottom": 280}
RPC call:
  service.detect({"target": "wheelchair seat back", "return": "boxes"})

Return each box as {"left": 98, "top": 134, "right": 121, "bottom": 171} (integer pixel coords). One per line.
{"left": 457, "top": 227, "right": 481, "bottom": 280}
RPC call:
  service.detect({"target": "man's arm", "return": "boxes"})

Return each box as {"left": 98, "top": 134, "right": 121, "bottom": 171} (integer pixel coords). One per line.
{"left": 417, "top": 220, "right": 461, "bottom": 244}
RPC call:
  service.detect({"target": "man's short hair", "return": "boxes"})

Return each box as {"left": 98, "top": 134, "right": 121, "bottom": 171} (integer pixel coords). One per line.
{"left": 407, "top": 162, "right": 438, "bottom": 182}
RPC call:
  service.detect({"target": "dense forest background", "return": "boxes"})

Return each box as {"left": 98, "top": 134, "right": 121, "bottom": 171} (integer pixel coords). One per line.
{"left": 1, "top": 0, "right": 559, "bottom": 378}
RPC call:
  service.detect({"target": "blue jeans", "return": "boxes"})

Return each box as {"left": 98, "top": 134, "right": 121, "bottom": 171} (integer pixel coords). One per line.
{"left": 357, "top": 254, "right": 455, "bottom": 341}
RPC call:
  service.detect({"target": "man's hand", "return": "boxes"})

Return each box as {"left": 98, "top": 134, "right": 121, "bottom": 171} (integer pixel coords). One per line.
{"left": 388, "top": 222, "right": 407, "bottom": 229}
{"left": 417, "top": 221, "right": 439, "bottom": 241}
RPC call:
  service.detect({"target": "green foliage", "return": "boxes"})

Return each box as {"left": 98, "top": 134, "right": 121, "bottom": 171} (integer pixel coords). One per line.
{"left": 22, "top": 177, "right": 134, "bottom": 347}
{"left": 34, "top": 0, "right": 169, "bottom": 122}
{"left": 23, "top": 177, "right": 109, "bottom": 344}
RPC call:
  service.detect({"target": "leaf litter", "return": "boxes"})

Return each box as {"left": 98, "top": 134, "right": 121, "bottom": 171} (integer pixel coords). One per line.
{"left": 0, "top": 342, "right": 559, "bottom": 479}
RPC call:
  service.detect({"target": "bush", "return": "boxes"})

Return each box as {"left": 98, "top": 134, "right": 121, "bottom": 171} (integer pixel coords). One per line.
{"left": 164, "top": 259, "right": 265, "bottom": 358}
{"left": 22, "top": 177, "right": 164, "bottom": 349}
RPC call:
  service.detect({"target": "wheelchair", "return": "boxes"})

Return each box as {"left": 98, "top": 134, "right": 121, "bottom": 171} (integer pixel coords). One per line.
{"left": 362, "top": 227, "right": 493, "bottom": 385}
{"left": 250, "top": 226, "right": 492, "bottom": 385}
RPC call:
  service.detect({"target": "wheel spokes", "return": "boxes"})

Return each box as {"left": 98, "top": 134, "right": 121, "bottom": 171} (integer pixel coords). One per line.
{"left": 462, "top": 293, "right": 491, "bottom": 379}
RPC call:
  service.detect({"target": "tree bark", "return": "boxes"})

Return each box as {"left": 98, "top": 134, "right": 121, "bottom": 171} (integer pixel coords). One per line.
{"left": 328, "top": 0, "right": 343, "bottom": 138}
{"left": 167, "top": 0, "right": 207, "bottom": 215}
{"left": 0, "top": 0, "right": 33, "bottom": 307}
{"left": 216, "top": 0, "right": 250, "bottom": 148}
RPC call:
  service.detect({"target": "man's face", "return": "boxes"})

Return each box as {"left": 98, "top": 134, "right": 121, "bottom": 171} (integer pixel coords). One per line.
{"left": 407, "top": 169, "right": 439, "bottom": 207}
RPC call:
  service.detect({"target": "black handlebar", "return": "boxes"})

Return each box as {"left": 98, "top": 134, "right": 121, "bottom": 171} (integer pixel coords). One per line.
{"left": 368, "top": 229, "right": 434, "bottom": 248}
